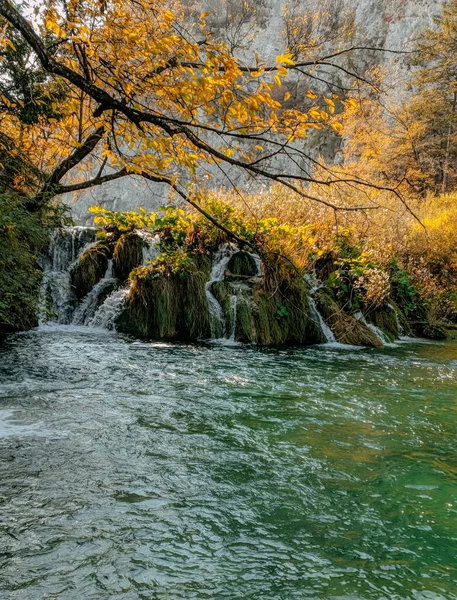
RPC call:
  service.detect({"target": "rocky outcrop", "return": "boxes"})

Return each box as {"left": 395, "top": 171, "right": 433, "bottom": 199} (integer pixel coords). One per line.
{"left": 112, "top": 233, "right": 144, "bottom": 281}
{"left": 117, "top": 256, "right": 212, "bottom": 340}
{"left": 70, "top": 243, "right": 112, "bottom": 300}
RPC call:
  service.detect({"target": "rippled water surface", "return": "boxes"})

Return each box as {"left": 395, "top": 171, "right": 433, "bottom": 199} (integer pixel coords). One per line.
{"left": 1, "top": 328, "right": 457, "bottom": 599}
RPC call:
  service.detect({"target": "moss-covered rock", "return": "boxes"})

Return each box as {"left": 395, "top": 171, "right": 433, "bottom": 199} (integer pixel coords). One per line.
{"left": 235, "top": 293, "right": 256, "bottom": 343}
{"left": 70, "top": 243, "right": 112, "bottom": 300}
{"left": 117, "top": 256, "right": 211, "bottom": 340}
{"left": 226, "top": 251, "right": 258, "bottom": 277}
{"left": 112, "top": 233, "right": 144, "bottom": 281}
{"left": 210, "top": 280, "right": 233, "bottom": 337}
{"left": 252, "top": 277, "right": 325, "bottom": 346}
{"left": 316, "top": 290, "right": 382, "bottom": 347}
{"left": 314, "top": 251, "right": 339, "bottom": 281}
{"left": 365, "top": 305, "right": 400, "bottom": 339}
{"left": 411, "top": 321, "right": 447, "bottom": 340}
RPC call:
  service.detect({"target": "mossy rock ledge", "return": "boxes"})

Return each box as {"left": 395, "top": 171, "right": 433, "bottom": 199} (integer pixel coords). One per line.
{"left": 70, "top": 243, "right": 112, "bottom": 300}
{"left": 117, "top": 256, "right": 212, "bottom": 340}
{"left": 113, "top": 233, "right": 144, "bottom": 281}
{"left": 210, "top": 276, "right": 325, "bottom": 345}
{"left": 226, "top": 251, "right": 259, "bottom": 278}
{"left": 315, "top": 290, "right": 382, "bottom": 348}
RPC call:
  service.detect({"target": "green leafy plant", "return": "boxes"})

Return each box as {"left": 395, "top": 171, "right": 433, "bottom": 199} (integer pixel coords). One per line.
{"left": 276, "top": 302, "right": 289, "bottom": 318}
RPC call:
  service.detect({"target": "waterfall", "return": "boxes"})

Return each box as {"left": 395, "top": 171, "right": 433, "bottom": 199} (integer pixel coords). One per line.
{"left": 229, "top": 293, "right": 238, "bottom": 342}
{"left": 40, "top": 227, "right": 98, "bottom": 324}
{"left": 85, "top": 232, "right": 160, "bottom": 330}
{"left": 307, "top": 296, "right": 337, "bottom": 343}
{"left": 134, "top": 230, "right": 160, "bottom": 265}
{"left": 71, "top": 261, "right": 116, "bottom": 326}
{"left": 304, "top": 272, "right": 325, "bottom": 293}
{"left": 388, "top": 303, "right": 404, "bottom": 336}
{"left": 304, "top": 272, "right": 337, "bottom": 343}
{"left": 205, "top": 243, "right": 238, "bottom": 339}
{"left": 89, "top": 287, "right": 131, "bottom": 330}
{"left": 41, "top": 227, "right": 158, "bottom": 332}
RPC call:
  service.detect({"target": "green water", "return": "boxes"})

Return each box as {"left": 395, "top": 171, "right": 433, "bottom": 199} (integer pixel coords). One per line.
{"left": 1, "top": 328, "right": 457, "bottom": 599}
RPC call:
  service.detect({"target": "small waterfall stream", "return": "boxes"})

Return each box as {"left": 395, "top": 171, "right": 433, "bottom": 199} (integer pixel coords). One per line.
{"left": 71, "top": 261, "right": 116, "bottom": 326}
{"left": 228, "top": 293, "right": 238, "bottom": 342}
{"left": 89, "top": 287, "right": 132, "bottom": 330}
{"left": 204, "top": 245, "right": 262, "bottom": 343}
{"left": 307, "top": 296, "right": 337, "bottom": 343}
{"left": 205, "top": 244, "right": 238, "bottom": 339}
{"left": 304, "top": 272, "right": 338, "bottom": 344}
{"left": 40, "top": 227, "right": 98, "bottom": 324}
{"left": 388, "top": 302, "right": 404, "bottom": 336}
{"left": 41, "top": 227, "right": 157, "bottom": 331}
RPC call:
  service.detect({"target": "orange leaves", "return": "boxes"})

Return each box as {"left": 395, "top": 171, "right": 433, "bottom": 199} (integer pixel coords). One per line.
{"left": 1, "top": 0, "right": 349, "bottom": 204}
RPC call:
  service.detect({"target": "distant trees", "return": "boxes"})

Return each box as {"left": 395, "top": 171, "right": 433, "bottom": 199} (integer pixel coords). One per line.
{"left": 408, "top": 0, "right": 457, "bottom": 193}
{"left": 340, "top": 0, "right": 457, "bottom": 196}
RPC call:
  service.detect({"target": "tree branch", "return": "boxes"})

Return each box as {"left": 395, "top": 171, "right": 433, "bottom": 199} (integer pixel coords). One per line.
{"left": 28, "top": 125, "right": 105, "bottom": 211}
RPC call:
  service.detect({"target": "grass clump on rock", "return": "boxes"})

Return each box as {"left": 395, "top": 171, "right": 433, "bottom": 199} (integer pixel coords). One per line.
{"left": 315, "top": 290, "right": 382, "bottom": 347}
{"left": 70, "top": 243, "right": 112, "bottom": 300}
{"left": 253, "top": 275, "right": 325, "bottom": 346}
{"left": 117, "top": 253, "right": 211, "bottom": 340}
{"left": 113, "top": 233, "right": 145, "bottom": 281}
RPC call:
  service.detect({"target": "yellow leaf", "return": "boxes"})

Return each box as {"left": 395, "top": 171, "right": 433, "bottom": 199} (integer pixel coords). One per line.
{"left": 276, "top": 53, "right": 295, "bottom": 66}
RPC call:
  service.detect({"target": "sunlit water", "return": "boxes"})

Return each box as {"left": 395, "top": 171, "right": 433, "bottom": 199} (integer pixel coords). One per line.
{"left": 1, "top": 328, "right": 457, "bottom": 600}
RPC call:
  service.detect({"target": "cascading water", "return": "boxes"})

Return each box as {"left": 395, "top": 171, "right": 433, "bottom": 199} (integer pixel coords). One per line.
{"left": 307, "top": 296, "right": 337, "bottom": 344}
{"left": 135, "top": 230, "right": 159, "bottom": 265}
{"left": 205, "top": 245, "right": 262, "bottom": 342}
{"left": 304, "top": 272, "right": 338, "bottom": 344}
{"left": 228, "top": 293, "right": 238, "bottom": 342}
{"left": 71, "top": 260, "right": 116, "bottom": 326}
{"left": 388, "top": 302, "right": 405, "bottom": 336}
{"left": 89, "top": 287, "right": 131, "bottom": 330}
{"left": 86, "top": 231, "right": 160, "bottom": 329}
{"left": 205, "top": 244, "right": 238, "bottom": 339}
{"left": 41, "top": 227, "right": 157, "bottom": 331}
{"left": 40, "top": 227, "right": 98, "bottom": 324}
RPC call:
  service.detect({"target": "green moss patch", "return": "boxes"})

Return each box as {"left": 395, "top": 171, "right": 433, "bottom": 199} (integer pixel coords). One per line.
{"left": 252, "top": 277, "right": 325, "bottom": 346}
{"left": 227, "top": 251, "right": 258, "bottom": 277}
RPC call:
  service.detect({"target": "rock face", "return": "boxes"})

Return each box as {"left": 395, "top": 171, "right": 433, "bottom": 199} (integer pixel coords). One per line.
{"left": 65, "top": 0, "right": 443, "bottom": 223}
